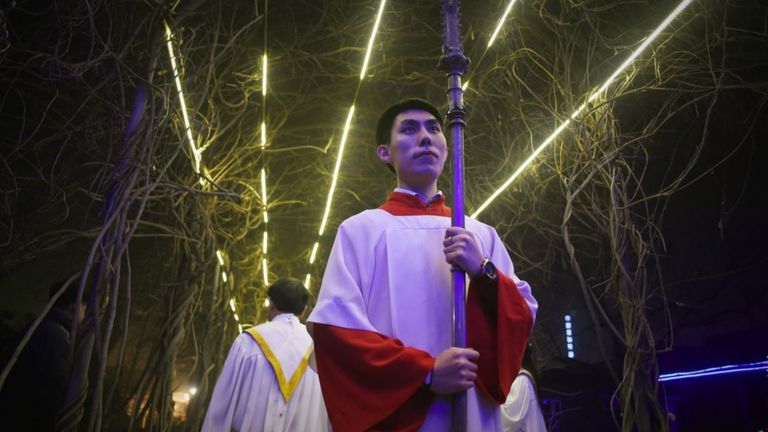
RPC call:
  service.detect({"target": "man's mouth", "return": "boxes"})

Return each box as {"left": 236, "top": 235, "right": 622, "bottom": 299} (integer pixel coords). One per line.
{"left": 415, "top": 151, "right": 438, "bottom": 159}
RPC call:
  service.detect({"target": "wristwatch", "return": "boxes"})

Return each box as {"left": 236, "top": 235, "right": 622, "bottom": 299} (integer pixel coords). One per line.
{"left": 473, "top": 258, "right": 497, "bottom": 284}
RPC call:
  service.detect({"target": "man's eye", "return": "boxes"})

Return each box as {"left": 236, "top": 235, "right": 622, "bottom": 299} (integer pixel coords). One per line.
{"left": 402, "top": 126, "right": 416, "bottom": 133}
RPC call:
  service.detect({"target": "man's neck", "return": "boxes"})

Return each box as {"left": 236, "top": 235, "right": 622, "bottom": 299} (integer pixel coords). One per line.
{"left": 396, "top": 182, "right": 438, "bottom": 200}
{"left": 269, "top": 311, "right": 294, "bottom": 321}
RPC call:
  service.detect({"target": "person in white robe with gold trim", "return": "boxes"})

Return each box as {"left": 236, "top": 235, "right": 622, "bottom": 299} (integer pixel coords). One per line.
{"left": 202, "top": 278, "right": 328, "bottom": 432}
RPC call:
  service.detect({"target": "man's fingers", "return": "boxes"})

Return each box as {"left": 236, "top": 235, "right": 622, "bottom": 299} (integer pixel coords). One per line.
{"left": 450, "top": 347, "right": 478, "bottom": 357}
{"left": 461, "top": 348, "right": 480, "bottom": 360}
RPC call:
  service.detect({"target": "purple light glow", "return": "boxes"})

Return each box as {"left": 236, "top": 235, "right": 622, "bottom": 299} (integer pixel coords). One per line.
{"left": 658, "top": 360, "right": 768, "bottom": 382}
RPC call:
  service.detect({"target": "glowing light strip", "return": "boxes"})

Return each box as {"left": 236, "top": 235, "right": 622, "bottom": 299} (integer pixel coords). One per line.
{"left": 471, "top": 0, "right": 696, "bottom": 218}
{"left": 304, "top": 273, "right": 311, "bottom": 289}
{"left": 221, "top": 271, "right": 228, "bottom": 283}
{"left": 487, "top": 0, "right": 517, "bottom": 48}
{"left": 306, "top": 3, "right": 387, "bottom": 283}
{"left": 659, "top": 360, "right": 768, "bottom": 382}
{"left": 238, "top": 324, "right": 243, "bottom": 333}
{"left": 472, "top": 119, "right": 572, "bottom": 217}
{"left": 589, "top": 0, "right": 694, "bottom": 103}
{"left": 262, "top": 258, "right": 269, "bottom": 285}
{"left": 233, "top": 312, "right": 240, "bottom": 322}
{"left": 164, "top": 22, "right": 202, "bottom": 176}
{"left": 260, "top": 51, "right": 269, "bottom": 291}
{"left": 260, "top": 169, "right": 268, "bottom": 205}
{"left": 229, "top": 298, "right": 237, "bottom": 312}
{"left": 463, "top": 0, "right": 519, "bottom": 93}
{"left": 564, "top": 314, "right": 574, "bottom": 358}
{"left": 260, "top": 169, "right": 269, "bottom": 223}
{"left": 318, "top": 105, "right": 355, "bottom": 236}
{"left": 216, "top": 250, "right": 225, "bottom": 266}
{"left": 360, "top": 0, "right": 387, "bottom": 80}
{"left": 262, "top": 54, "right": 268, "bottom": 97}
{"left": 261, "top": 122, "right": 266, "bottom": 148}
{"left": 308, "top": 242, "right": 320, "bottom": 264}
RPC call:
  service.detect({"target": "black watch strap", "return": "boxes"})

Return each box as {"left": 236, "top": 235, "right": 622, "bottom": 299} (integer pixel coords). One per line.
{"left": 473, "top": 258, "right": 497, "bottom": 283}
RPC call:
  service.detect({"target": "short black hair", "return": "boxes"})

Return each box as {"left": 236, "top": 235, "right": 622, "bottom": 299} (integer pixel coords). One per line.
{"left": 267, "top": 278, "right": 310, "bottom": 315}
{"left": 48, "top": 277, "right": 84, "bottom": 309}
{"left": 375, "top": 98, "right": 444, "bottom": 146}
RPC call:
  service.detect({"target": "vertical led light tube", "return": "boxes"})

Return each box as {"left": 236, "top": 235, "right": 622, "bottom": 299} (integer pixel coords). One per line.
{"left": 164, "top": 22, "right": 203, "bottom": 176}
{"left": 260, "top": 50, "right": 270, "bottom": 291}
{"left": 565, "top": 315, "right": 574, "bottom": 359}
{"left": 260, "top": 169, "right": 269, "bottom": 223}
{"left": 261, "top": 122, "right": 267, "bottom": 149}
{"left": 262, "top": 258, "right": 269, "bottom": 286}
{"left": 262, "top": 53, "right": 268, "bottom": 96}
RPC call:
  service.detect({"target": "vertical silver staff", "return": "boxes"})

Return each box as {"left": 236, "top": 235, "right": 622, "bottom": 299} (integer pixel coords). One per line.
{"left": 438, "top": 1, "right": 469, "bottom": 431}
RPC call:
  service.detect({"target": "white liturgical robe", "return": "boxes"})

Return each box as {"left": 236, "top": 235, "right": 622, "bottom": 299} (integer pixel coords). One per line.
{"left": 201, "top": 313, "right": 328, "bottom": 432}
{"left": 308, "top": 192, "right": 538, "bottom": 431}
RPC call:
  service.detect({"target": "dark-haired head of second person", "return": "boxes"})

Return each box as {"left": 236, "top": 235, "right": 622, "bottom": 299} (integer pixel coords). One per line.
{"left": 266, "top": 278, "right": 310, "bottom": 320}
{"left": 48, "top": 277, "right": 87, "bottom": 325}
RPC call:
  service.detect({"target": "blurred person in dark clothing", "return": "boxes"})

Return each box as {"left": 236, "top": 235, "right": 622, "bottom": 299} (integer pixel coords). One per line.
{"left": 0, "top": 278, "right": 87, "bottom": 431}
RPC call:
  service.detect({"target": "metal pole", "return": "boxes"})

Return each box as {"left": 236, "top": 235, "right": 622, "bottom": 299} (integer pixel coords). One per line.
{"left": 438, "top": 1, "right": 469, "bottom": 431}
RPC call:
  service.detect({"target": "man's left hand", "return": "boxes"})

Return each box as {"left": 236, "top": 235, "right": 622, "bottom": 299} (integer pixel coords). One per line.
{"left": 443, "top": 227, "right": 484, "bottom": 278}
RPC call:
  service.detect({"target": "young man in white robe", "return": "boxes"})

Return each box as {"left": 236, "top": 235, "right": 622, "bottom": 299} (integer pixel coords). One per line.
{"left": 308, "top": 98, "right": 539, "bottom": 431}
{"left": 202, "top": 278, "right": 328, "bottom": 432}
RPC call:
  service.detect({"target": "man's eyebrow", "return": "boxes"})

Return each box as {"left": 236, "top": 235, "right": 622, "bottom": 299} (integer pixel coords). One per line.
{"left": 399, "top": 118, "right": 440, "bottom": 126}
{"left": 399, "top": 119, "right": 420, "bottom": 127}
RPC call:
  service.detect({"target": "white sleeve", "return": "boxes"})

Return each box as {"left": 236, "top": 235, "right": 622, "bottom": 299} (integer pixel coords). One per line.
{"left": 306, "top": 221, "right": 378, "bottom": 332}
{"left": 201, "top": 335, "right": 269, "bottom": 432}
{"left": 501, "top": 374, "right": 547, "bottom": 432}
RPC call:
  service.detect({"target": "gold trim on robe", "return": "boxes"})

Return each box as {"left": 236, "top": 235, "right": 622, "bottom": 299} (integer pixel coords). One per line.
{"left": 246, "top": 328, "right": 312, "bottom": 402}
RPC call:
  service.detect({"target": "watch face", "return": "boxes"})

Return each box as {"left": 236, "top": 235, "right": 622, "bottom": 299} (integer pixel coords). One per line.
{"left": 483, "top": 260, "right": 497, "bottom": 280}
{"left": 486, "top": 261, "right": 497, "bottom": 279}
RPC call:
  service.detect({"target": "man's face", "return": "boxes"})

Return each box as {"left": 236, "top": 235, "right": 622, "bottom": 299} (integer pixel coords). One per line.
{"left": 377, "top": 109, "right": 447, "bottom": 188}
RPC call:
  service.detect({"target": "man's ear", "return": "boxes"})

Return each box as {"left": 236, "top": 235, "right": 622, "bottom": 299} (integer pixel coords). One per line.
{"left": 376, "top": 144, "right": 392, "bottom": 164}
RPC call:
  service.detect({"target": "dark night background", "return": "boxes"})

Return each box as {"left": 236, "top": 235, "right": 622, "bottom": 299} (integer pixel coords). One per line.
{"left": 1, "top": 0, "right": 767, "bottom": 431}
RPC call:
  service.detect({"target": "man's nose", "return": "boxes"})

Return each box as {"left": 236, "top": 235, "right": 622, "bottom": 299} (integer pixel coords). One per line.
{"left": 419, "top": 128, "right": 432, "bottom": 146}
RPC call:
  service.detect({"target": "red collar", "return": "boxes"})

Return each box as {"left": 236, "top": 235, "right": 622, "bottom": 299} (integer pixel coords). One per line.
{"left": 378, "top": 192, "right": 451, "bottom": 217}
